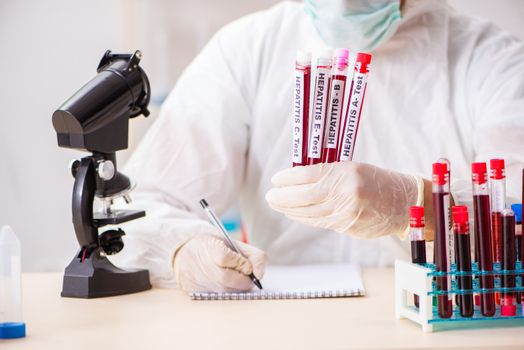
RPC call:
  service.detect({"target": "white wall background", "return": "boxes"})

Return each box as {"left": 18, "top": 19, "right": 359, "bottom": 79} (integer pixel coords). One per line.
{"left": 1, "top": 0, "right": 523, "bottom": 272}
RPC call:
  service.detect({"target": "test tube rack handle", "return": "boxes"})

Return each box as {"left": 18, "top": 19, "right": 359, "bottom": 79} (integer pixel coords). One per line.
{"left": 395, "top": 260, "right": 435, "bottom": 332}
{"left": 394, "top": 259, "right": 524, "bottom": 332}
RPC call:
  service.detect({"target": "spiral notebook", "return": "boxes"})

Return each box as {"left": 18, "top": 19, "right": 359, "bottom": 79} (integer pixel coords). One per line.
{"left": 189, "top": 264, "right": 365, "bottom": 300}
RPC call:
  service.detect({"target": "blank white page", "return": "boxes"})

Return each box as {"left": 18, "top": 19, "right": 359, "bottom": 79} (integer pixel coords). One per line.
{"left": 189, "top": 264, "right": 365, "bottom": 300}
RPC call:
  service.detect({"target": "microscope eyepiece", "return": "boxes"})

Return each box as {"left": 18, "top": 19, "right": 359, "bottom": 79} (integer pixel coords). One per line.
{"left": 52, "top": 50, "right": 151, "bottom": 153}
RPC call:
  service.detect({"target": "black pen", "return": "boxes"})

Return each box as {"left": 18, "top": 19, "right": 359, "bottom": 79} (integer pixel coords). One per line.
{"left": 199, "top": 199, "right": 263, "bottom": 290}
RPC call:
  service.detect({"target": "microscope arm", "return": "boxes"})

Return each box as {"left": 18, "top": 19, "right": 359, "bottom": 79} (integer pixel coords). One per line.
{"left": 72, "top": 157, "right": 98, "bottom": 249}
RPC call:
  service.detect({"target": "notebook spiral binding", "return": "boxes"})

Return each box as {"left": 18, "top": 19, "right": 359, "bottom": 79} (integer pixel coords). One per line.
{"left": 190, "top": 289, "right": 363, "bottom": 300}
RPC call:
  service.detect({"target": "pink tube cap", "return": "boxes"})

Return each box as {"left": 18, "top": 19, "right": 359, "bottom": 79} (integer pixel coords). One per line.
{"left": 334, "top": 48, "right": 349, "bottom": 59}
{"left": 333, "top": 48, "right": 349, "bottom": 69}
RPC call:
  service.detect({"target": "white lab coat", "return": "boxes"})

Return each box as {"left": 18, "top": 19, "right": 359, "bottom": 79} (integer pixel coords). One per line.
{"left": 110, "top": 0, "right": 524, "bottom": 287}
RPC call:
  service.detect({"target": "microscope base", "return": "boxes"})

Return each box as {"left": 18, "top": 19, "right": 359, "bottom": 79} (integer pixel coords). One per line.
{"left": 61, "top": 248, "right": 151, "bottom": 298}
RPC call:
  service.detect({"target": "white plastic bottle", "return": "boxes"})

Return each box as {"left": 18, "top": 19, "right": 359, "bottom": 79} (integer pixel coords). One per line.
{"left": 0, "top": 226, "right": 26, "bottom": 338}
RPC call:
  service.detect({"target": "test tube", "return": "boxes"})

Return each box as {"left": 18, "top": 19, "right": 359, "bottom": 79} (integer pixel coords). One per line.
{"left": 292, "top": 51, "right": 311, "bottom": 167}
{"left": 513, "top": 204, "right": 523, "bottom": 262}
{"left": 511, "top": 203, "right": 522, "bottom": 305}
{"left": 432, "top": 162, "right": 453, "bottom": 318}
{"left": 338, "top": 52, "right": 372, "bottom": 162}
{"left": 0, "top": 226, "right": 26, "bottom": 339}
{"left": 307, "top": 50, "right": 332, "bottom": 165}
{"left": 409, "top": 206, "right": 427, "bottom": 308}
{"left": 472, "top": 162, "right": 496, "bottom": 317}
{"left": 490, "top": 159, "right": 506, "bottom": 264}
{"left": 322, "top": 48, "right": 349, "bottom": 163}
{"left": 501, "top": 208, "right": 517, "bottom": 316}
{"left": 521, "top": 166, "right": 524, "bottom": 308}
{"left": 437, "top": 158, "right": 461, "bottom": 307}
{"left": 490, "top": 159, "right": 506, "bottom": 305}
{"left": 452, "top": 206, "right": 474, "bottom": 317}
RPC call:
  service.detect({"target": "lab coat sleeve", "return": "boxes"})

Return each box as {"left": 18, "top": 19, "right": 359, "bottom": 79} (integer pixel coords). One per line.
{"left": 108, "top": 22, "right": 253, "bottom": 288}
{"left": 469, "top": 26, "right": 524, "bottom": 204}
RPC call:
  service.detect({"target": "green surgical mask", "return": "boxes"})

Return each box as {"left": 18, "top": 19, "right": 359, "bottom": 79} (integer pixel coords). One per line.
{"left": 304, "top": 0, "right": 402, "bottom": 52}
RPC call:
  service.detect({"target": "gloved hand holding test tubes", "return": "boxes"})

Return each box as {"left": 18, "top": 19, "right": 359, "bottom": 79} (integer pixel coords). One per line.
{"left": 267, "top": 48, "right": 427, "bottom": 241}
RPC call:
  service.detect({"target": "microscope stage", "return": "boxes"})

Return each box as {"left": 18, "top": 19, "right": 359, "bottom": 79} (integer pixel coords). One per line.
{"left": 93, "top": 209, "right": 145, "bottom": 226}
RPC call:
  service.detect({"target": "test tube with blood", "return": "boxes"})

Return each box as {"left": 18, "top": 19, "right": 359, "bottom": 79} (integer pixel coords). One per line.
{"left": 292, "top": 51, "right": 311, "bottom": 167}
{"left": 489, "top": 159, "right": 506, "bottom": 304}
{"left": 517, "top": 213, "right": 523, "bottom": 306}
{"left": 453, "top": 206, "right": 474, "bottom": 317}
{"left": 322, "top": 48, "right": 349, "bottom": 163}
{"left": 409, "top": 206, "right": 427, "bottom": 308}
{"left": 501, "top": 208, "right": 517, "bottom": 316}
{"left": 338, "top": 52, "right": 372, "bottom": 162}
{"left": 490, "top": 159, "right": 506, "bottom": 263}
{"left": 307, "top": 50, "right": 332, "bottom": 165}
{"left": 432, "top": 162, "right": 453, "bottom": 318}
{"left": 472, "top": 162, "right": 496, "bottom": 317}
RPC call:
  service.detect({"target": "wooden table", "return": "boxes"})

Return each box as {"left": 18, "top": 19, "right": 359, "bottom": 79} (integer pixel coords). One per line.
{"left": 3, "top": 269, "right": 524, "bottom": 349}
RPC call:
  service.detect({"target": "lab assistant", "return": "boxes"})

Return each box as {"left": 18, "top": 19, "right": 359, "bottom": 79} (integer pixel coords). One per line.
{"left": 110, "top": 0, "right": 524, "bottom": 288}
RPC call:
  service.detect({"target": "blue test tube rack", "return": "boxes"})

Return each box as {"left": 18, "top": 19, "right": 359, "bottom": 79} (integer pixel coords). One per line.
{"left": 395, "top": 259, "right": 524, "bottom": 332}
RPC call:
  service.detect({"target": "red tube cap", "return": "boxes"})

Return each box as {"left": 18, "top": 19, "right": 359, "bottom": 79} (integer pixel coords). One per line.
{"left": 489, "top": 159, "right": 505, "bottom": 179}
{"left": 452, "top": 206, "right": 469, "bottom": 224}
{"left": 472, "top": 162, "right": 487, "bottom": 184}
{"left": 356, "top": 52, "right": 372, "bottom": 73}
{"left": 409, "top": 206, "right": 424, "bottom": 227}
{"left": 432, "top": 162, "right": 448, "bottom": 185}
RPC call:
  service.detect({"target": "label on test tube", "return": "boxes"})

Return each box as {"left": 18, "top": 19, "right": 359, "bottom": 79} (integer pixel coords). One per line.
{"left": 292, "top": 52, "right": 311, "bottom": 166}
{"left": 307, "top": 65, "right": 331, "bottom": 164}
{"left": 293, "top": 69, "right": 309, "bottom": 165}
{"left": 323, "top": 48, "right": 349, "bottom": 163}
{"left": 292, "top": 70, "right": 305, "bottom": 164}
{"left": 447, "top": 203, "right": 455, "bottom": 266}
{"left": 324, "top": 79, "right": 345, "bottom": 152}
{"left": 437, "top": 158, "right": 455, "bottom": 267}
{"left": 442, "top": 193, "right": 452, "bottom": 300}
{"left": 339, "top": 53, "right": 371, "bottom": 162}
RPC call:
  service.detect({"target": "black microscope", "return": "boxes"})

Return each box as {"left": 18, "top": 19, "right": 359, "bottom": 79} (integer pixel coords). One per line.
{"left": 52, "top": 50, "right": 152, "bottom": 298}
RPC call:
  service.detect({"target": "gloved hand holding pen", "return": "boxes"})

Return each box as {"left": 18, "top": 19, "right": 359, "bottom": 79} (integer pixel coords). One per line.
{"left": 265, "top": 162, "right": 428, "bottom": 239}
{"left": 174, "top": 234, "right": 267, "bottom": 293}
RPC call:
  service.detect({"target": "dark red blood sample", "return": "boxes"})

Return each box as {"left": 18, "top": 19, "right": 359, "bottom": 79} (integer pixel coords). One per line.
{"left": 491, "top": 212, "right": 502, "bottom": 263}
{"left": 473, "top": 194, "right": 496, "bottom": 316}
{"left": 411, "top": 240, "right": 426, "bottom": 308}
{"left": 433, "top": 192, "right": 453, "bottom": 318}
{"left": 501, "top": 212, "right": 516, "bottom": 316}
{"left": 455, "top": 232, "right": 474, "bottom": 317}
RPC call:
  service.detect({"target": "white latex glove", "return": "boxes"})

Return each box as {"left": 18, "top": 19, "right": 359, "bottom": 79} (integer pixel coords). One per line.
{"left": 265, "top": 162, "right": 424, "bottom": 239}
{"left": 174, "top": 234, "right": 268, "bottom": 292}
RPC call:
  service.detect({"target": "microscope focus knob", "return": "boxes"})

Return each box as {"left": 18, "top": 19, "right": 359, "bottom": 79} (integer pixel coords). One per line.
{"left": 99, "top": 229, "right": 125, "bottom": 255}
{"left": 97, "top": 160, "right": 115, "bottom": 181}
{"left": 69, "top": 159, "right": 80, "bottom": 178}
